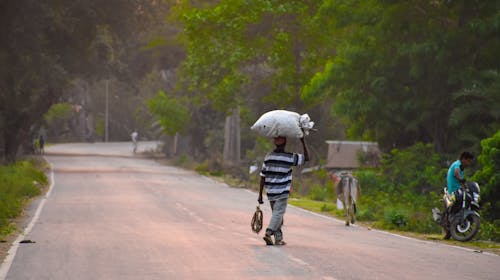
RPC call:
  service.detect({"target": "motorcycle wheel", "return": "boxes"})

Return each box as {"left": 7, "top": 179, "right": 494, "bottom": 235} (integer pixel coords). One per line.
{"left": 450, "top": 214, "right": 480, "bottom": 242}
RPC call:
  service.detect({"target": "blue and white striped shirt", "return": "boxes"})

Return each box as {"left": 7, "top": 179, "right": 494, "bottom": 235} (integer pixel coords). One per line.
{"left": 260, "top": 151, "right": 305, "bottom": 201}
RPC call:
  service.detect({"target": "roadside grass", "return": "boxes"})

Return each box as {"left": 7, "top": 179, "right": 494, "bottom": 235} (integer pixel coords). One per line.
{"left": 0, "top": 158, "right": 48, "bottom": 241}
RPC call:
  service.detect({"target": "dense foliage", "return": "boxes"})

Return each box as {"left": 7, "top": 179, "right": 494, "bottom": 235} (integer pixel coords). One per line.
{"left": 147, "top": 91, "right": 190, "bottom": 136}
{"left": 145, "top": 0, "right": 500, "bottom": 167}
{"left": 473, "top": 130, "right": 500, "bottom": 221}
{"left": 303, "top": 0, "right": 500, "bottom": 153}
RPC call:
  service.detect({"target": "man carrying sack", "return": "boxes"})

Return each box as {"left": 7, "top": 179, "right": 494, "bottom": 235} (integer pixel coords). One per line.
{"left": 257, "top": 135, "right": 309, "bottom": 245}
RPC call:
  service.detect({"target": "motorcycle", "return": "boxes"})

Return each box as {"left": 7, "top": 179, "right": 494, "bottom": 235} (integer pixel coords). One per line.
{"left": 432, "top": 181, "right": 481, "bottom": 242}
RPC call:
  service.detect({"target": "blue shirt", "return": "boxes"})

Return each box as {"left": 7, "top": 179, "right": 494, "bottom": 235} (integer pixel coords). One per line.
{"left": 447, "top": 160, "right": 463, "bottom": 194}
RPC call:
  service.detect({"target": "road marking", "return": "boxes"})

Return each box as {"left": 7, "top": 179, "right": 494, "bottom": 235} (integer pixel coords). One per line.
{"left": 288, "top": 255, "right": 310, "bottom": 267}
{"left": 0, "top": 160, "right": 55, "bottom": 280}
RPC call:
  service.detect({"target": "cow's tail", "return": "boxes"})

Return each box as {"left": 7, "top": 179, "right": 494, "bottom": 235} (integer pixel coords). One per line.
{"left": 353, "top": 202, "right": 357, "bottom": 214}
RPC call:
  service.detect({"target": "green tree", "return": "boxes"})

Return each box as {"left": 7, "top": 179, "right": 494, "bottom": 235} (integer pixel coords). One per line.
{"left": 473, "top": 130, "right": 500, "bottom": 220}
{"left": 43, "top": 103, "right": 75, "bottom": 139}
{"left": 167, "top": 0, "right": 339, "bottom": 159}
{"left": 176, "top": 0, "right": 333, "bottom": 111}
{"left": 303, "top": 0, "right": 500, "bottom": 153}
{"left": 147, "top": 91, "right": 190, "bottom": 136}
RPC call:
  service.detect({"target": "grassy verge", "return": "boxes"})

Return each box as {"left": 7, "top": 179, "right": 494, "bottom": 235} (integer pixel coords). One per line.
{"left": 0, "top": 158, "right": 48, "bottom": 241}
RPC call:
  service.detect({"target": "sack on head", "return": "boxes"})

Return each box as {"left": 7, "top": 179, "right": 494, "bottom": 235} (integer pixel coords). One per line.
{"left": 250, "top": 110, "right": 315, "bottom": 138}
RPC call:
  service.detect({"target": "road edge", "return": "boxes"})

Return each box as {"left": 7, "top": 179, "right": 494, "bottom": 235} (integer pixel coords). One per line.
{"left": 0, "top": 159, "right": 55, "bottom": 280}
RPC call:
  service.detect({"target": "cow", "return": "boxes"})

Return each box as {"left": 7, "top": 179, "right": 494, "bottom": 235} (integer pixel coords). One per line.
{"left": 331, "top": 172, "right": 361, "bottom": 226}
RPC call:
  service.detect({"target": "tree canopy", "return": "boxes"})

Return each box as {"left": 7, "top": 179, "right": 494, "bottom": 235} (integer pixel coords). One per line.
{"left": 303, "top": 0, "right": 500, "bottom": 152}
{"left": 2, "top": 0, "right": 499, "bottom": 164}
{"left": 159, "top": 0, "right": 499, "bottom": 159}
{"left": 0, "top": 0, "right": 161, "bottom": 161}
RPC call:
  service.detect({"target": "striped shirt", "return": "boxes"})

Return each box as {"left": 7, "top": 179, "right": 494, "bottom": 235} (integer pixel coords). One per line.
{"left": 260, "top": 151, "right": 305, "bottom": 201}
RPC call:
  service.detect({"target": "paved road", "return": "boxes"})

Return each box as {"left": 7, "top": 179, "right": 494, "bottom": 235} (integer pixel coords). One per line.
{"left": 1, "top": 142, "right": 499, "bottom": 279}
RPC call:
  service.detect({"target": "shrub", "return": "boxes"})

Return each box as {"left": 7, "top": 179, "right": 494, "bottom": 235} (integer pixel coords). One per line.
{"left": 384, "top": 207, "right": 408, "bottom": 229}
{"left": 478, "top": 220, "right": 500, "bottom": 242}
{"left": 356, "top": 206, "right": 376, "bottom": 221}
{"left": 309, "top": 183, "right": 333, "bottom": 201}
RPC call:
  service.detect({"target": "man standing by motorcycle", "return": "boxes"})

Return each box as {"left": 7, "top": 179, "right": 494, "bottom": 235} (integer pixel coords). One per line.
{"left": 440, "top": 151, "right": 474, "bottom": 238}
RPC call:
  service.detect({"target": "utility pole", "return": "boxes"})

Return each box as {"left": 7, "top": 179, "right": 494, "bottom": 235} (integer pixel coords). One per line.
{"left": 105, "top": 79, "right": 109, "bottom": 142}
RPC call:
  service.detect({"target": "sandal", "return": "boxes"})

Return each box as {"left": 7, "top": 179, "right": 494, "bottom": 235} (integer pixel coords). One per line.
{"left": 263, "top": 235, "right": 274, "bottom": 245}
{"left": 275, "top": 240, "right": 286, "bottom": 246}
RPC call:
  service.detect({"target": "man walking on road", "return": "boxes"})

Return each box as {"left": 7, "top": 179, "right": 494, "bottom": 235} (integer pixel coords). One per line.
{"left": 258, "top": 136, "right": 309, "bottom": 245}
{"left": 131, "top": 130, "right": 138, "bottom": 153}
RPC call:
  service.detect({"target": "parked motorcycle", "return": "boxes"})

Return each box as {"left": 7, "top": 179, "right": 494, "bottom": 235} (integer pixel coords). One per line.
{"left": 432, "top": 181, "right": 481, "bottom": 242}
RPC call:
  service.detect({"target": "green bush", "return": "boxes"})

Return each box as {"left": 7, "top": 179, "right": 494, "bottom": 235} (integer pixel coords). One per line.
{"left": 383, "top": 207, "right": 408, "bottom": 229}
{"left": 356, "top": 205, "right": 376, "bottom": 221}
{"left": 194, "top": 161, "right": 210, "bottom": 173}
{"left": 309, "top": 185, "right": 330, "bottom": 201}
{"left": 478, "top": 220, "right": 500, "bottom": 242}
{"left": 193, "top": 159, "right": 225, "bottom": 177}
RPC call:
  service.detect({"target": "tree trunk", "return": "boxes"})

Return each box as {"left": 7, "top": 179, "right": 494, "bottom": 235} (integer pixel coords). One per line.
{"left": 3, "top": 127, "right": 27, "bottom": 163}
{"left": 223, "top": 107, "right": 241, "bottom": 164}
{"left": 173, "top": 132, "right": 179, "bottom": 156}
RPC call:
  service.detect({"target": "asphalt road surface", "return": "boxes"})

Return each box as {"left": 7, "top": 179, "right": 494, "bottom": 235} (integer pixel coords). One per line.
{"left": 1, "top": 142, "right": 499, "bottom": 280}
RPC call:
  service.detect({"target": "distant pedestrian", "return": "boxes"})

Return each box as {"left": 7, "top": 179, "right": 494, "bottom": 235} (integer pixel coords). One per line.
{"left": 38, "top": 135, "right": 45, "bottom": 155}
{"left": 131, "top": 130, "right": 138, "bottom": 153}
{"left": 258, "top": 136, "right": 309, "bottom": 245}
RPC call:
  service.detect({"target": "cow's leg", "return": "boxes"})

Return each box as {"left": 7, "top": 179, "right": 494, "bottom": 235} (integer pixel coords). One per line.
{"left": 350, "top": 201, "right": 356, "bottom": 224}
{"left": 346, "top": 196, "right": 353, "bottom": 225}
{"left": 343, "top": 191, "right": 350, "bottom": 226}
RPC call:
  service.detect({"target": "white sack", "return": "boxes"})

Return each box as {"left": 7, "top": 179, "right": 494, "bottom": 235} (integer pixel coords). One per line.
{"left": 250, "top": 110, "right": 315, "bottom": 138}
